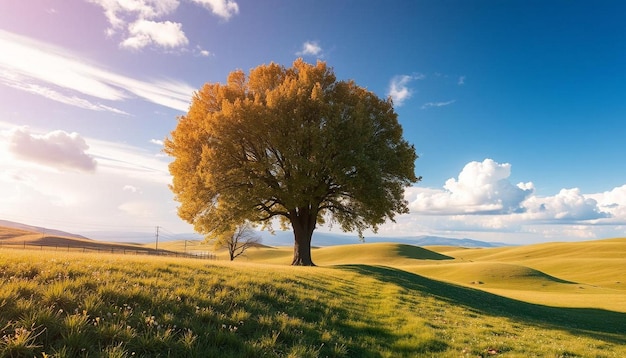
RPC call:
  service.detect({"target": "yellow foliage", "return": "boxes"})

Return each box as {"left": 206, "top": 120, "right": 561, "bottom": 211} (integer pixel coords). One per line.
{"left": 165, "top": 59, "right": 419, "bottom": 265}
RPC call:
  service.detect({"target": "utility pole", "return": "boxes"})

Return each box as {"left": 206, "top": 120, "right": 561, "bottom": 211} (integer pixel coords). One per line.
{"left": 155, "top": 226, "right": 160, "bottom": 253}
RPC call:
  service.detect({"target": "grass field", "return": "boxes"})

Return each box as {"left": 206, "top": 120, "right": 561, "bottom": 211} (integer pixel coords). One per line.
{"left": 0, "top": 230, "right": 624, "bottom": 357}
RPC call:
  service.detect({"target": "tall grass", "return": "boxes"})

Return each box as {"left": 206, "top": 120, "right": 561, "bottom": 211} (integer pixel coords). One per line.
{"left": 0, "top": 249, "right": 624, "bottom": 357}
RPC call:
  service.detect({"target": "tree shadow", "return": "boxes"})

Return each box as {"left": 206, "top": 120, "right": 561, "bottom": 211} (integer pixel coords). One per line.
{"left": 339, "top": 264, "right": 626, "bottom": 344}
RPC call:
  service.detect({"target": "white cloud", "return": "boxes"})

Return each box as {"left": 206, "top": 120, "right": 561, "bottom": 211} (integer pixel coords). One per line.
{"left": 458, "top": 76, "right": 465, "bottom": 85}
{"left": 387, "top": 74, "right": 425, "bottom": 107}
{"left": 0, "top": 30, "right": 194, "bottom": 112}
{"left": 296, "top": 41, "right": 323, "bottom": 56}
{"left": 150, "top": 139, "right": 164, "bottom": 145}
{"left": 580, "top": 184, "right": 626, "bottom": 222}
{"left": 6, "top": 127, "right": 97, "bottom": 172}
{"left": 406, "top": 158, "right": 613, "bottom": 224}
{"left": 0, "top": 125, "right": 191, "bottom": 233}
{"left": 88, "top": 0, "right": 238, "bottom": 50}
{"left": 87, "top": 0, "right": 181, "bottom": 32}
{"left": 377, "top": 158, "right": 626, "bottom": 243}
{"left": 194, "top": 45, "right": 212, "bottom": 57}
{"left": 121, "top": 20, "right": 188, "bottom": 49}
{"left": 522, "top": 188, "right": 609, "bottom": 221}
{"left": 409, "top": 159, "right": 534, "bottom": 215}
{"left": 421, "top": 100, "right": 456, "bottom": 109}
{"left": 190, "top": 0, "right": 240, "bottom": 20}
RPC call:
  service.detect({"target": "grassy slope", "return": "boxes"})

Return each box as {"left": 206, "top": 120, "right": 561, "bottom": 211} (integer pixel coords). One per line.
{"left": 1, "top": 230, "right": 625, "bottom": 356}
{"left": 1, "top": 249, "right": 625, "bottom": 357}
{"left": 246, "top": 239, "right": 626, "bottom": 313}
{"left": 415, "top": 239, "right": 626, "bottom": 310}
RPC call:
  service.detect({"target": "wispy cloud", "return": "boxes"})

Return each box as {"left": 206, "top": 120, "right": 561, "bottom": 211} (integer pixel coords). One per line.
{"left": 296, "top": 41, "right": 323, "bottom": 57}
{"left": 458, "top": 75, "right": 466, "bottom": 85}
{"left": 387, "top": 74, "right": 424, "bottom": 107}
{"left": 0, "top": 72, "right": 128, "bottom": 115}
{"left": 0, "top": 30, "right": 194, "bottom": 112}
{"left": 421, "top": 99, "right": 456, "bottom": 109}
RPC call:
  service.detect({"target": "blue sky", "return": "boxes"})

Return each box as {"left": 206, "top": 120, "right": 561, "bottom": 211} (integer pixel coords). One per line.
{"left": 0, "top": 0, "right": 625, "bottom": 244}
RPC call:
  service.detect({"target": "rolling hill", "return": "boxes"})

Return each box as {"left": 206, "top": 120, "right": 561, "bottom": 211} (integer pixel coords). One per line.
{"left": 0, "top": 219, "right": 88, "bottom": 240}
{"left": 0, "top": 221, "right": 163, "bottom": 254}
{"left": 241, "top": 238, "right": 626, "bottom": 313}
{"left": 2, "top": 219, "right": 624, "bottom": 312}
{"left": 1, "top": 221, "right": 624, "bottom": 356}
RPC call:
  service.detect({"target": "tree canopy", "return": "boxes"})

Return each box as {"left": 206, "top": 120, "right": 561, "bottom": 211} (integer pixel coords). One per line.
{"left": 165, "top": 59, "right": 419, "bottom": 265}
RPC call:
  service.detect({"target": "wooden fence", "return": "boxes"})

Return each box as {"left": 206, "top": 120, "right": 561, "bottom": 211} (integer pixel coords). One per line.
{"left": 0, "top": 241, "right": 216, "bottom": 260}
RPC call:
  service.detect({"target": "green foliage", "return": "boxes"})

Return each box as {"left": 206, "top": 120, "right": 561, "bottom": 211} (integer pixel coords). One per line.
{"left": 0, "top": 249, "right": 624, "bottom": 357}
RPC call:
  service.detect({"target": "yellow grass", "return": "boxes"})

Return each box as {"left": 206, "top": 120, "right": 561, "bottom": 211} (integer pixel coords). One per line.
{"left": 1, "top": 226, "right": 625, "bottom": 357}
{"left": 3, "top": 224, "right": 625, "bottom": 316}
{"left": 244, "top": 238, "right": 626, "bottom": 313}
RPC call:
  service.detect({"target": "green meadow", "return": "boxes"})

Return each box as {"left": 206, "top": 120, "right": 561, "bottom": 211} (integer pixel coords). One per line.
{"left": 0, "top": 237, "right": 624, "bottom": 357}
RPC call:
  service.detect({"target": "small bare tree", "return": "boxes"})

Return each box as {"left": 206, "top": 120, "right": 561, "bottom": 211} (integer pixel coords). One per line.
{"left": 214, "top": 222, "right": 262, "bottom": 261}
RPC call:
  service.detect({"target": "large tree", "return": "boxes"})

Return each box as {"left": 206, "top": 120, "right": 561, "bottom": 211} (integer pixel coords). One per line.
{"left": 165, "top": 59, "right": 419, "bottom": 266}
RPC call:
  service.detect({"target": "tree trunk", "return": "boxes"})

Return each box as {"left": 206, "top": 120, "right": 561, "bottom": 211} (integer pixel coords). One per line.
{"left": 290, "top": 208, "right": 317, "bottom": 266}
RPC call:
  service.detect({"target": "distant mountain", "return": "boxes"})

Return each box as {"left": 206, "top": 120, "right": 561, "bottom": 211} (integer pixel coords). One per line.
{"left": 0, "top": 219, "right": 508, "bottom": 248}
{"left": 257, "top": 231, "right": 510, "bottom": 248}
{"left": 406, "top": 235, "right": 510, "bottom": 248}
{"left": 0, "top": 220, "right": 89, "bottom": 240}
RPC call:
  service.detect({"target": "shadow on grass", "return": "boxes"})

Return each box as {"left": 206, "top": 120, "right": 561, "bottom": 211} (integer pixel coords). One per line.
{"left": 339, "top": 264, "right": 626, "bottom": 344}
{"left": 395, "top": 244, "right": 454, "bottom": 260}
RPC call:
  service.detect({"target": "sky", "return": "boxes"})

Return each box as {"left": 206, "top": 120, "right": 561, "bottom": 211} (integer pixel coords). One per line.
{"left": 0, "top": 0, "right": 625, "bottom": 245}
